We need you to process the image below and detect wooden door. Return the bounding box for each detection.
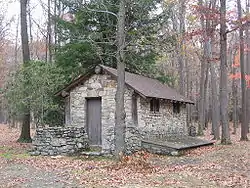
[86,98,102,146]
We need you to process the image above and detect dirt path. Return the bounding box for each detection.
[0,163,79,188]
[0,124,249,187]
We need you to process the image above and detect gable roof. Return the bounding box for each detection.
[55,64,194,104]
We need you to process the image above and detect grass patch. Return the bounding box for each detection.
[0,152,13,159]
[0,152,30,159]
[15,153,30,159]
[0,146,30,159]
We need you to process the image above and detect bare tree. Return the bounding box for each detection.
[245,0,250,133]
[220,0,231,144]
[208,0,220,140]
[209,39,220,140]
[230,34,239,134]
[178,0,186,95]
[237,0,248,140]
[46,0,52,62]
[198,0,208,136]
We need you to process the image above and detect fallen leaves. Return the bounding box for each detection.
[0,124,249,188]
[108,151,155,173]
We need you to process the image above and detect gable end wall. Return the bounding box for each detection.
[68,73,133,153]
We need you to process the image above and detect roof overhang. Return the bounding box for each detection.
[55,64,195,105]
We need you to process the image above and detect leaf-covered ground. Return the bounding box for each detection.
[0,124,249,188]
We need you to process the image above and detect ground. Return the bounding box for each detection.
[0,124,249,188]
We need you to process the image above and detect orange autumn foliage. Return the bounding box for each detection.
[230,48,250,88]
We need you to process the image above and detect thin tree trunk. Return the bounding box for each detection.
[186,63,191,129]
[14,16,19,68]
[12,16,20,129]
[178,0,186,95]
[28,0,33,58]
[220,0,231,144]
[237,0,248,140]
[245,0,250,133]
[19,0,31,143]
[197,0,206,136]
[196,74,199,121]
[54,0,57,47]
[114,0,126,157]
[47,0,52,62]
[204,61,209,129]
[209,38,220,139]
[232,50,238,134]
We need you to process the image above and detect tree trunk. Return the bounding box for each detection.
[28,0,33,58]
[14,16,19,69]
[209,39,220,140]
[220,0,231,144]
[19,0,31,143]
[232,50,238,134]
[47,0,52,62]
[186,63,191,129]
[114,0,126,157]
[245,0,250,133]
[197,0,206,136]
[204,61,209,129]
[237,0,248,140]
[195,74,199,121]
[178,0,186,95]
[54,0,57,47]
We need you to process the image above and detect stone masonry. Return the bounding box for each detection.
[66,72,188,154]
[68,73,133,153]
[30,127,89,156]
[138,97,187,138]
[125,96,188,154]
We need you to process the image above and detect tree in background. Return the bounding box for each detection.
[219,0,231,144]
[237,0,248,141]
[55,0,165,81]
[19,0,32,142]
[4,61,66,128]
[0,3,16,124]
[246,0,250,134]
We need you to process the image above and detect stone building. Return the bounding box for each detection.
[55,65,194,154]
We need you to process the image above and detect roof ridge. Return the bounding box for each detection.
[99,64,157,81]
[56,64,194,104]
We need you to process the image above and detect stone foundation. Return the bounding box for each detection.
[30,127,89,156]
[141,141,181,156]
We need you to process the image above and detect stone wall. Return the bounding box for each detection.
[138,98,187,138]
[69,73,133,153]
[30,127,89,156]
[125,97,188,154]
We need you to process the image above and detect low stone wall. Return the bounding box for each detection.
[125,126,142,154]
[30,127,89,156]
[125,126,188,154]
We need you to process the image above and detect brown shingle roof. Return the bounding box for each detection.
[55,65,194,104]
[100,65,194,104]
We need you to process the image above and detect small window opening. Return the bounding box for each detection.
[173,102,181,114]
[150,98,160,112]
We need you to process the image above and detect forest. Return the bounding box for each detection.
[0,0,249,187]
